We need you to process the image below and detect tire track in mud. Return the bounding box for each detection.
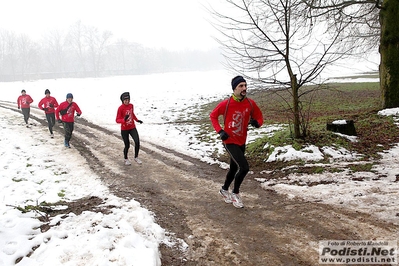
[1,101,398,265]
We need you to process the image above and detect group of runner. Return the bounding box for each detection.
[17,89,143,164]
[17,75,264,208]
[17,90,82,148]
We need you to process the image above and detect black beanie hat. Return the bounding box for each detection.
[45,89,50,94]
[120,92,130,102]
[231,76,246,90]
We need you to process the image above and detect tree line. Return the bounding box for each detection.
[0,21,222,82]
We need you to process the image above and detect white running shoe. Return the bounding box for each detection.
[219,189,232,204]
[134,157,142,164]
[50,134,54,138]
[231,193,244,208]
[124,159,132,165]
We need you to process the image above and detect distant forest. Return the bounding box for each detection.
[0,21,223,82]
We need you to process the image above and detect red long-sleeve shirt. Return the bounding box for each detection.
[210,96,263,146]
[38,96,59,114]
[116,103,139,130]
[17,95,33,109]
[55,101,82,122]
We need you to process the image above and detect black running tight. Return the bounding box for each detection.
[63,122,74,142]
[222,144,249,194]
[121,128,140,159]
[45,113,56,134]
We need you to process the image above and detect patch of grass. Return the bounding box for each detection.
[251,82,399,156]
[201,80,399,175]
[54,171,68,176]
[299,166,325,174]
[12,177,26,182]
[329,168,345,173]
[58,190,66,198]
[16,201,53,213]
[349,163,374,173]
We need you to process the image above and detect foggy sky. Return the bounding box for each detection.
[0,0,219,51]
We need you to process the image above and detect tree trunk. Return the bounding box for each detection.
[292,74,301,138]
[380,0,399,108]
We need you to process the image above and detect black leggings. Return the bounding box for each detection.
[21,108,30,124]
[121,128,140,159]
[45,113,56,134]
[63,122,74,142]
[222,144,249,194]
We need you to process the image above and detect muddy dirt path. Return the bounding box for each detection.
[1,101,398,265]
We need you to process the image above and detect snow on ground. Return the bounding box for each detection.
[3,70,399,265]
[259,108,399,226]
[0,108,166,265]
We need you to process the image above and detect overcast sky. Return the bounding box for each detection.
[0,0,220,51]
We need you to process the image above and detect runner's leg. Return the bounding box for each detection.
[129,128,140,158]
[224,144,249,194]
[121,130,130,159]
[22,108,29,124]
[46,113,52,134]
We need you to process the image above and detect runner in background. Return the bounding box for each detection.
[116,92,143,165]
[55,93,82,148]
[17,89,34,127]
[38,89,59,138]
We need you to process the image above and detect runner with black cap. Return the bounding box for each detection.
[55,93,82,148]
[38,89,59,138]
[116,92,143,165]
[210,75,264,208]
[17,89,34,127]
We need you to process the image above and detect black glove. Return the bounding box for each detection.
[218,130,229,141]
[250,118,260,128]
[76,113,81,117]
[43,108,48,111]
[49,103,54,107]
[137,120,143,124]
[18,106,20,109]
[57,119,62,123]
[124,115,129,121]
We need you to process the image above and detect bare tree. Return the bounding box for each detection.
[67,21,88,75]
[0,30,19,80]
[42,29,68,77]
[17,34,40,80]
[109,39,130,74]
[85,25,113,77]
[210,0,368,138]
[304,0,399,109]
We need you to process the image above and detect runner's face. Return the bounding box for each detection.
[67,98,73,103]
[123,99,130,105]
[233,82,247,98]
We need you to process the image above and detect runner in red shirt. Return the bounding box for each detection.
[210,76,263,208]
[38,89,59,138]
[55,93,82,148]
[116,92,143,165]
[17,89,34,127]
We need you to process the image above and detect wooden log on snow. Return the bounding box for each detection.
[326,120,357,136]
